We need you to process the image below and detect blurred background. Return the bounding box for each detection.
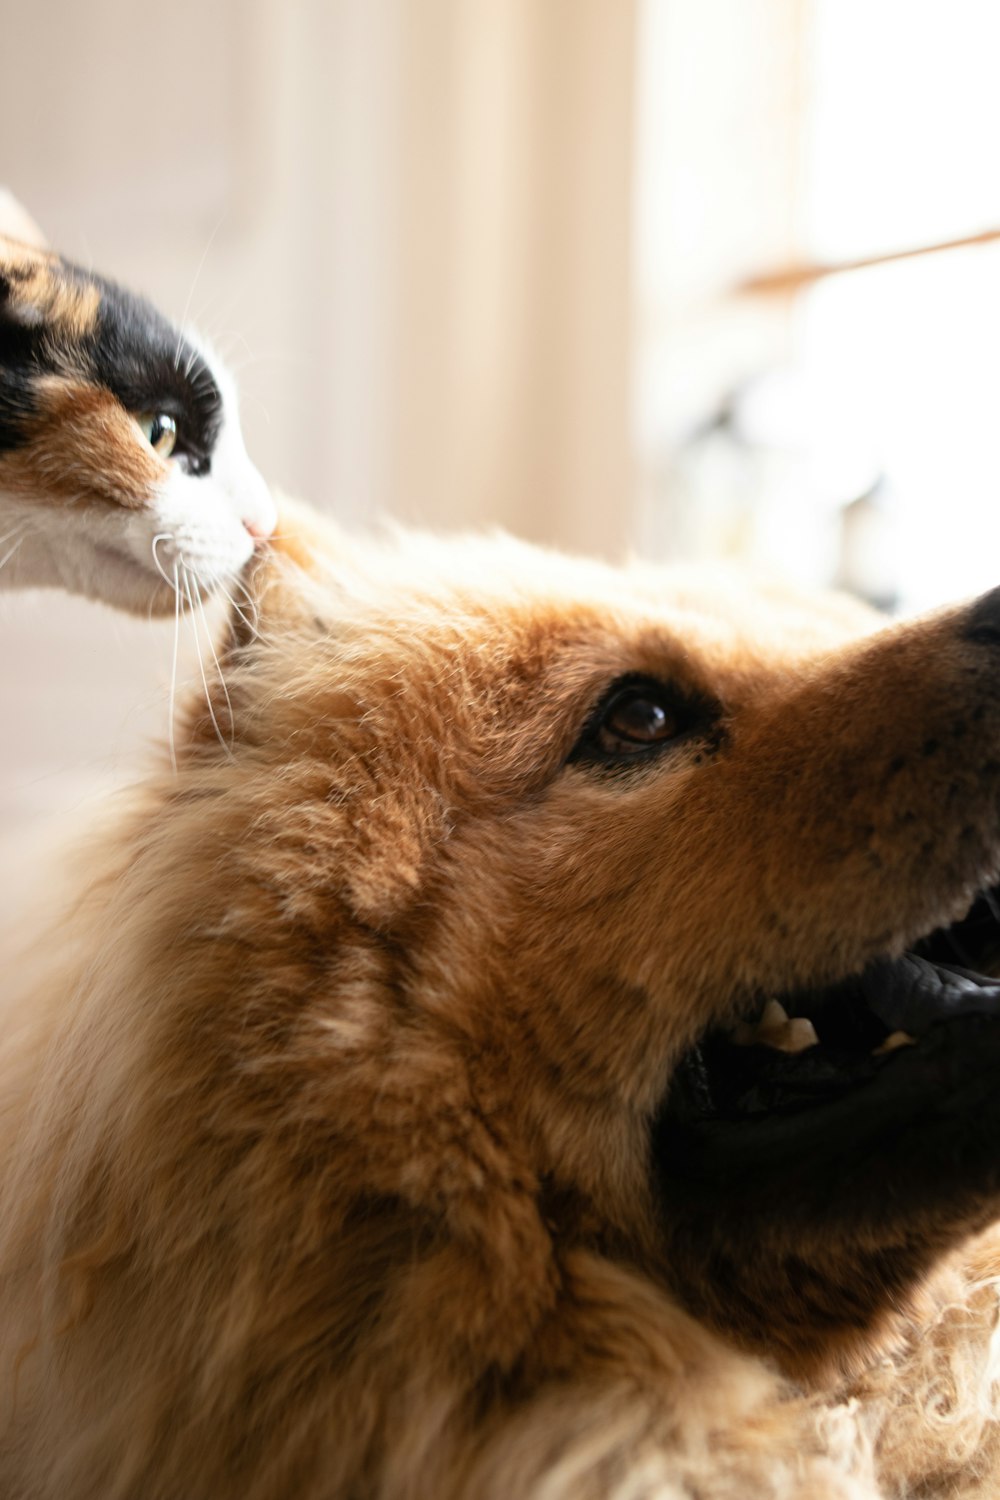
[3,0,1000,879]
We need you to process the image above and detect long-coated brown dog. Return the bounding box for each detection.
[4,499,1000,1498]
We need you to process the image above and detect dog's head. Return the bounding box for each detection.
[91,502,1000,1385]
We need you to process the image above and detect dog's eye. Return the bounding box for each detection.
[600,688,678,753]
[570,677,696,764]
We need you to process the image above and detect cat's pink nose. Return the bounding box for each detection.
[244,519,270,547]
[241,471,278,545]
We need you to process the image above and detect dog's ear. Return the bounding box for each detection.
[0,188,48,250]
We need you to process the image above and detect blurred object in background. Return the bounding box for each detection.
[835,481,901,616]
[654,367,891,607]
[635,0,1000,616]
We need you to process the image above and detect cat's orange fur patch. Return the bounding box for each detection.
[0,377,162,507]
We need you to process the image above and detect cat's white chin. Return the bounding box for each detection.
[89,541,220,616]
[0,401,274,615]
[103,511,258,618]
[93,542,178,607]
[6,533,221,617]
[0,494,261,617]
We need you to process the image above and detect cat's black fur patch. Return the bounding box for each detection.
[0,319,45,453]
[86,272,223,475]
[0,255,223,469]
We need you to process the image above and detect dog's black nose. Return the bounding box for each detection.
[964,586,1000,647]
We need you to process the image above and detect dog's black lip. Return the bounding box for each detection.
[846,952,1000,1035]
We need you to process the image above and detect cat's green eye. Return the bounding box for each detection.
[135,412,177,460]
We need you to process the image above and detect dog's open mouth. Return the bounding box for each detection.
[654,881,1000,1242]
[663,886,1000,1133]
[652,884,1000,1362]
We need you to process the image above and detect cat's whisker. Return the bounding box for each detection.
[194,578,236,752]
[228,567,263,623]
[183,329,225,385]
[151,534,182,597]
[174,213,226,369]
[168,561,181,777]
[216,331,255,365]
[0,520,31,551]
[182,566,233,759]
[0,534,26,578]
[186,361,218,391]
[239,390,272,427]
[215,577,261,642]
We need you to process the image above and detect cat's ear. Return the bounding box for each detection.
[0,188,48,250]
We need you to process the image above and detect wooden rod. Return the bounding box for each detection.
[738,227,1000,296]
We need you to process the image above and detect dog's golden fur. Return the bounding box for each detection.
[4,500,1000,1498]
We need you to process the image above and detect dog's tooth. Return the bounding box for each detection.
[776,1017,820,1053]
[760,999,789,1030]
[755,1016,820,1053]
[734,1007,819,1053]
[873,1030,917,1056]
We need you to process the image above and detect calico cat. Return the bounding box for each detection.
[0,189,275,613]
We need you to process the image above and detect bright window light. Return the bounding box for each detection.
[800,0,1000,611]
[633,0,1000,615]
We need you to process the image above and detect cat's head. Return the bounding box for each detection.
[0,190,275,614]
